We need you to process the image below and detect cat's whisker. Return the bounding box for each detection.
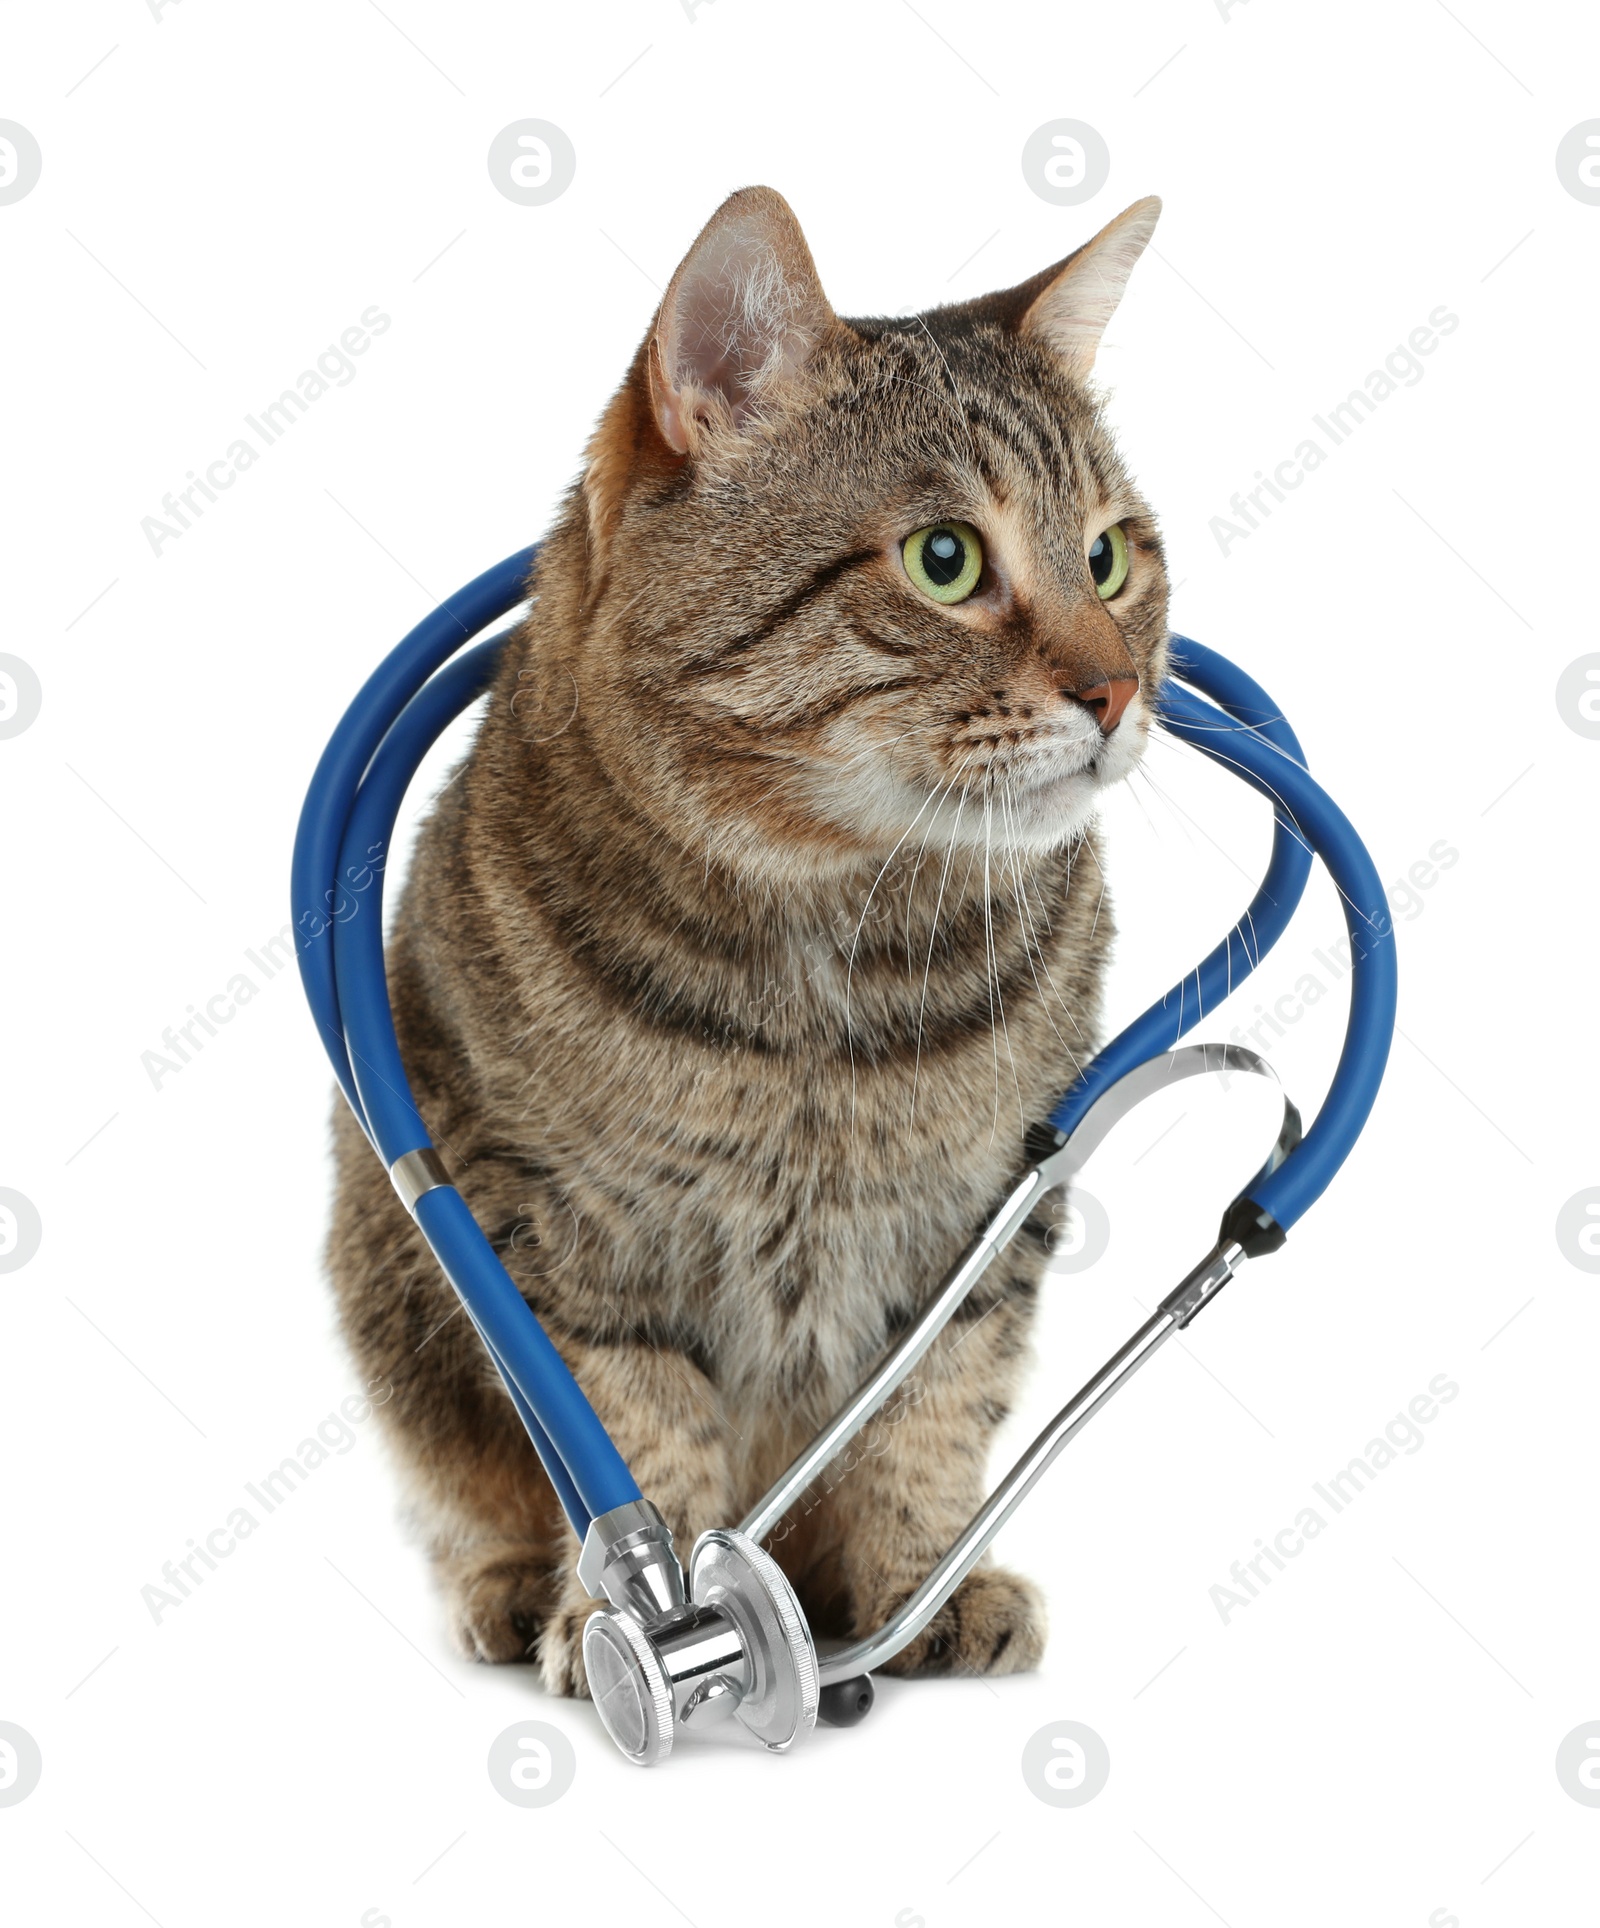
[994,810,1033,1132]
[1149,727,1320,870]
[909,768,976,1130]
[979,791,1028,1151]
[980,794,1001,1140]
[902,763,972,972]
[843,764,965,1123]
[1129,765,1201,854]
[1121,763,1165,844]
[1080,828,1109,947]
[1124,760,1244,1014]
[998,784,1086,1066]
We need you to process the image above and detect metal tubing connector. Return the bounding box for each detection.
[576,1500,687,1623]
[1156,1240,1244,1329]
[389,1145,452,1216]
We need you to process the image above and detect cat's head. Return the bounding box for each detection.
[569,186,1167,882]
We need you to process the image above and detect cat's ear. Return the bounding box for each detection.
[1002,196,1162,381]
[646,185,836,456]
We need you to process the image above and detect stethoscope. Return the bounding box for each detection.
[292,546,1397,1765]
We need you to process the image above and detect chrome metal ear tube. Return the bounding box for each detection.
[740,1042,1294,1551]
[741,1043,1298,1689]
[578,1044,1298,1759]
[737,1165,1056,1547]
[817,1237,1243,1684]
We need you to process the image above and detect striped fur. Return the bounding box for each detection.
[327,187,1168,1691]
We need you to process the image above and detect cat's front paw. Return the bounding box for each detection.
[870,1565,1047,1679]
[439,1549,599,1695]
[440,1553,556,1665]
[537,1600,597,1699]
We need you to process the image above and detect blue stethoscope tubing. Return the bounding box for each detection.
[292,545,1397,1541]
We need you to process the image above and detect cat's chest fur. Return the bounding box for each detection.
[510,920,1088,1414]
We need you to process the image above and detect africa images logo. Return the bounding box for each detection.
[1210,307,1459,556]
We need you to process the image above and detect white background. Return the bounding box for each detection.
[3,1,1597,1923]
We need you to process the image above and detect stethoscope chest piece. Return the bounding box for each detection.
[582,1519,818,1766]
[582,1602,675,1766]
[691,1530,819,1751]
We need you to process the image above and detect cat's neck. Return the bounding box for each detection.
[475,677,1092,1058]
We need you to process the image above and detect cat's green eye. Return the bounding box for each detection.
[903,522,983,605]
[1088,523,1130,600]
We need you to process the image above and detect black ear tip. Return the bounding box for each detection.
[817,1673,876,1727]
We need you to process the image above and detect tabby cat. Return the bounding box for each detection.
[328,185,1169,1694]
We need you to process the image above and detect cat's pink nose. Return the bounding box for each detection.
[1075,677,1138,735]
